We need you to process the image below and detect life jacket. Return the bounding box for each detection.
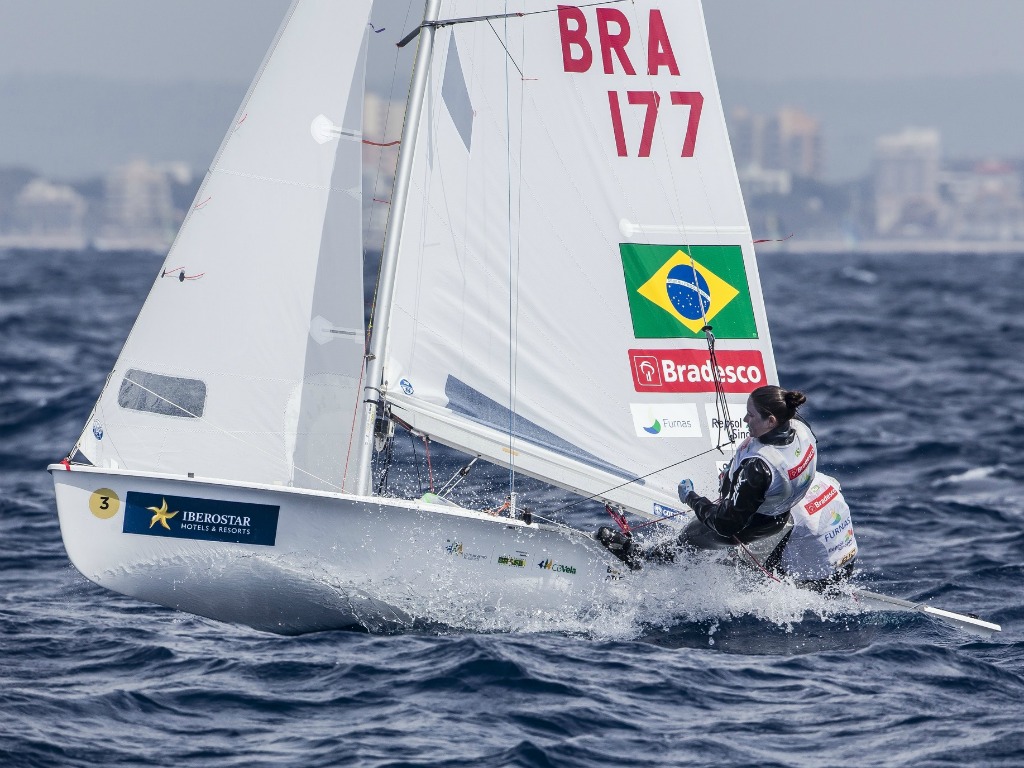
[728,419,817,518]
[781,472,858,578]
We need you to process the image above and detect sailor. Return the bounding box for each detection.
[597,385,857,589]
[681,385,817,546]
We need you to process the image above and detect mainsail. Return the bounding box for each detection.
[73,0,373,492]
[381,1,778,516]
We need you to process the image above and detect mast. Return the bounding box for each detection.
[352,0,442,495]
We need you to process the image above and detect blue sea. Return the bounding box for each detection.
[1,249,1022,767]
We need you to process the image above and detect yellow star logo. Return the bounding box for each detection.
[147,499,179,530]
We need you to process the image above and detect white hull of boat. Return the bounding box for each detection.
[50,465,624,635]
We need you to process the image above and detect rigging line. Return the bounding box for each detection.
[397,0,628,46]
[500,4,519,502]
[340,341,369,493]
[732,536,782,583]
[547,443,732,516]
[118,375,345,492]
[486,19,524,79]
[374,424,395,495]
[409,429,424,495]
[437,456,478,496]
[513,11,528,501]
[707,326,738,444]
[87,399,129,472]
[423,435,435,491]
[686,243,737,446]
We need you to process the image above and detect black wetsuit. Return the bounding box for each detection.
[683,421,800,542]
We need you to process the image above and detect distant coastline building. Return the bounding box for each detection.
[13,179,86,235]
[942,160,1024,241]
[102,159,175,249]
[774,107,823,180]
[730,106,823,183]
[873,128,943,237]
[7,179,88,248]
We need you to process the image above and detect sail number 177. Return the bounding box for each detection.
[607,90,703,158]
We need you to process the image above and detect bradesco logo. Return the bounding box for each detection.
[804,483,838,515]
[629,349,766,393]
[788,445,815,480]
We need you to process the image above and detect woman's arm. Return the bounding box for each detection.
[684,458,772,537]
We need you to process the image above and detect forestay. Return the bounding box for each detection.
[382,0,778,516]
[73,0,372,491]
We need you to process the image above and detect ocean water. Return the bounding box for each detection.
[1,249,1022,767]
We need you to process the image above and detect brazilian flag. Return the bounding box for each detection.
[619,243,758,339]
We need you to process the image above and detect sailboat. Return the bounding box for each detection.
[50,0,998,636]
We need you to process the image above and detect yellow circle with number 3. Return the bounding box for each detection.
[89,488,120,519]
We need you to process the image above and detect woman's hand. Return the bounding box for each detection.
[677,479,695,503]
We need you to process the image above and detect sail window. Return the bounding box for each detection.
[117,369,207,418]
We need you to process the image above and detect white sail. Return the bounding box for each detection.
[74,0,373,491]
[382,0,778,516]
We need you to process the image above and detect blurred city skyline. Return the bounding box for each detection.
[2,1,1023,180]
[7,96,1023,252]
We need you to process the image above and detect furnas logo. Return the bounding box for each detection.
[538,559,577,575]
[629,403,702,438]
[825,521,853,545]
[827,528,856,555]
[123,492,279,546]
[629,349,767,393]
[620,244,757,339]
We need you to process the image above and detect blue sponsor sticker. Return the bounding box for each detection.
[653,502,684,519]
[123,492,279,546]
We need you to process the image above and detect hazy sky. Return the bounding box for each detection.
[2,1,1023,179]
[3,0,1024,85]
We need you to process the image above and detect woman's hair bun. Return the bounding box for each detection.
[784,390,807,410]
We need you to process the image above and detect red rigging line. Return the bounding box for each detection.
[753,233,794,244]
[605,505,631,534]
[161,267,205,282]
